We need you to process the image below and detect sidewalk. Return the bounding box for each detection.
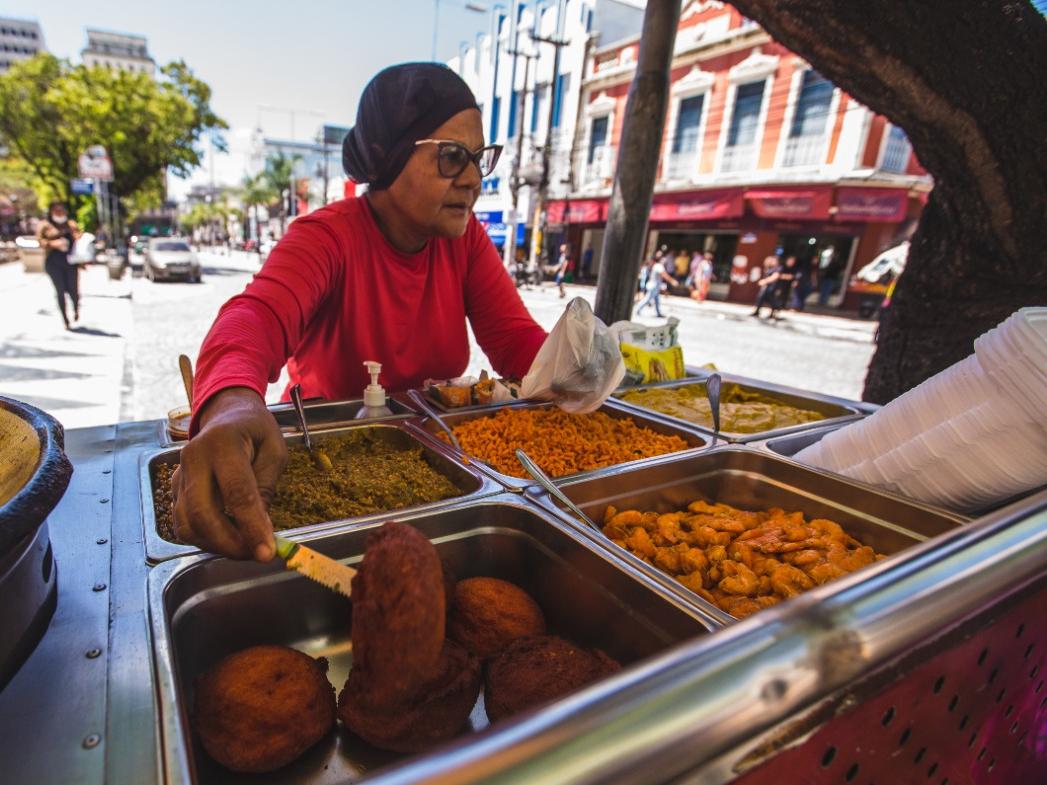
[0,262,132,431]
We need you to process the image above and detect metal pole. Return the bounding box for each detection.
[530,0,568,269]
[593,0,680,324]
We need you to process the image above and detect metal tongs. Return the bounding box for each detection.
[705,372,722,448]
[290,383,333,471]
[407,388,463,451]
[516,448,599,530]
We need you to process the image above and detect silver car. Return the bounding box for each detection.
[144,238,201,283]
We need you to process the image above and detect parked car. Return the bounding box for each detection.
[144,238,201,282]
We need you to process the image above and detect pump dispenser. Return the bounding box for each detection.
[356,361,394,419]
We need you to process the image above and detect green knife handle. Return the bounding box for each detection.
[274,536,299,561]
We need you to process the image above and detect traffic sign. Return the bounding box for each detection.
[71,178,95,195]
[78,145,113,181]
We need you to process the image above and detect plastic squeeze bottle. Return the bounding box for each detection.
[356,360,394,419]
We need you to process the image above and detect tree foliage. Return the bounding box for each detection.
[0,53,226,214]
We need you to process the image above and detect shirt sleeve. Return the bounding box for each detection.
[190,216,342,433]
[462,220,547,379]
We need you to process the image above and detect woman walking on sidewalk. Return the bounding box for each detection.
[37,201,81,330]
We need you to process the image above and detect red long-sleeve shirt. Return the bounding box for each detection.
[192,197,546,430]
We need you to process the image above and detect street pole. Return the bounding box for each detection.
[593,0,680,325]
[530,0,569,270]
[503,42,536,271]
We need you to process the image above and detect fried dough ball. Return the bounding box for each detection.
[193,645,336,773]
[448,577,546,659]
[350,521,445,708]
[484,635,620,723]
[338,640,481,753]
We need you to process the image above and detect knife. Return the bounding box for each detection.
[274,536,356,597]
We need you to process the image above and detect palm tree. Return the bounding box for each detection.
[240,173,276,246]
[261,153,300,233]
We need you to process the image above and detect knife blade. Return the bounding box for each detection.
[274,537,356,597]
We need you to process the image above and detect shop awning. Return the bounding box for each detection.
[835,187,910,223]
[746,188,832,220]
[546,199,607,224]
[649,188,744,221]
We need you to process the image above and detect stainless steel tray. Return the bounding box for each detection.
[407,399,707,490]
[141,421,498,563]
[148,498,717,785]
[526,447,966,622]
[157,397,418,448]
[759,422,848,457]
[612,372,864,443]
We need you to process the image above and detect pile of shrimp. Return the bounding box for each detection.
[602,500,885,619]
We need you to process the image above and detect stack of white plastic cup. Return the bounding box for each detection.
[794,308,1047,513]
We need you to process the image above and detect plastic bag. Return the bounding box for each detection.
[70,232,97,265]
[520,297,625,413]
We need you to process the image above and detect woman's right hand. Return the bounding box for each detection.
[171,387,287,561]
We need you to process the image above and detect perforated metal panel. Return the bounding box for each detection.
[730,585,1047,785]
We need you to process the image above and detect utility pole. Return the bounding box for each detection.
[530,0,569,269]
[593,0,680,324]
[503,40,537,270]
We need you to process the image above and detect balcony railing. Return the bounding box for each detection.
[781,135,825,168]
[880,132,912,173]
[581,145,616,187]
[665,150,700,181]
[720,143,757,173]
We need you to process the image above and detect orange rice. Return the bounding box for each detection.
[444,407,691,478]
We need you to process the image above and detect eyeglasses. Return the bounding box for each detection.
[414,139,503,179]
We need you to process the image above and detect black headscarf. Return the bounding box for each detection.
[342,63,480,190]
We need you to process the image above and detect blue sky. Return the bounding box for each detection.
[1,0,496,196]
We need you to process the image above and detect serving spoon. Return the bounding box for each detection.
[516,448,599,530]
[290,383,333,471]
[705,372,722,448]
[407,388,463,452]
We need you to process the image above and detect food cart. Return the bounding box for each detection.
[0,371,1043,785]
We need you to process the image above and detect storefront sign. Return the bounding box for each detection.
[835,187,909,222]
[546,200,606,224]
[474,211,503,224]
[740,232,757,244]
[746,188,832,220]
[649,188,744,221]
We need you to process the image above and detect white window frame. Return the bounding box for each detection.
[661,65,714,183]
[713,49,779,175]
[580,91,617,188]
[876,122,913,173]
[773,65,841,170]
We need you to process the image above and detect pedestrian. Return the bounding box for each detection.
[636,255,676,318]
[673,248,690,279]
[690,251,713,302]
[37,201,81,330]
[817,247,845,306]
[554,243,571,298]
[581,246,594,281]
[790,257,815,311]
[751,255,781,318]
[774,255,799,317]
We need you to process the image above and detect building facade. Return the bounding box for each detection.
[81,29,155,75]
[0,17,45,74]
[450,0,645,263]
[549,0,930,310]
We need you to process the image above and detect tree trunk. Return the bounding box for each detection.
[728,0,1047,403]
[593,0,681,325]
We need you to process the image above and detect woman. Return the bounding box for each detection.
[174,63,557,561]
[37,201,81,329]
[636,254,676,318]
[554,243,570,298]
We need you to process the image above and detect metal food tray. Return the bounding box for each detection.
[407,399,707,490]
[526,447,966,622]
[758,422,849,458]
[148,498,717,785]
[141,421,498,563]
[612,372,864,443]
[156,397,417,447]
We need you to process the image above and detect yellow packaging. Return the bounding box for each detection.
[620,342,686,384]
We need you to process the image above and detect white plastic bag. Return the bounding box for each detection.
[520,297,626,413]
[70,232,97,265]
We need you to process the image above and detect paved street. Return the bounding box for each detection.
[0,251,876,431]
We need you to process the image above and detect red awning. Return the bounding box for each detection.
[649,188,744,221]
[746,188,832,220]
[835,187,909,223]
[546,199,607,224]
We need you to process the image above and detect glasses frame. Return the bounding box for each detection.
[414,138,503,179]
